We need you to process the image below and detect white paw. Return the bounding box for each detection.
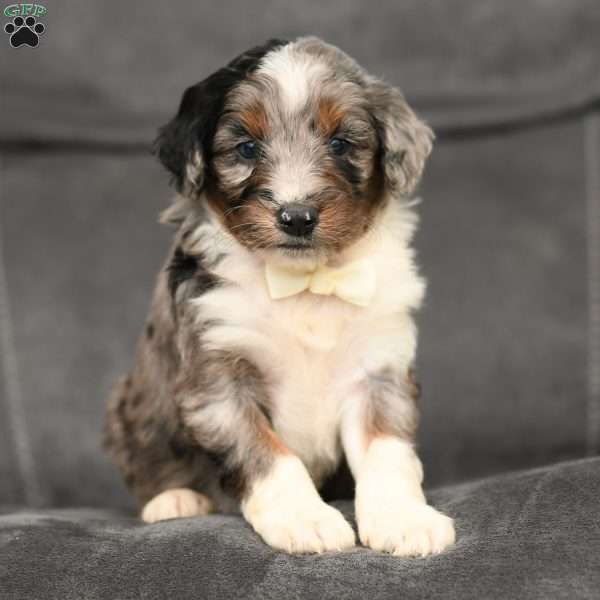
[141,488,214,523]
[358,500,455,556]
[249,500,356,554]
[242,455,355,553]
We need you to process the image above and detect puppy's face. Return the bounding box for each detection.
[157,38,432,262]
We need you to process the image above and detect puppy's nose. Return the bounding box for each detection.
[276,204,318,238]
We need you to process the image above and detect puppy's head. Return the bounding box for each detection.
[156,37,432,262]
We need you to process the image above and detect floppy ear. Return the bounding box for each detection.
[154,38,289,194]
[154,84,208,193]
[369,81,434,197]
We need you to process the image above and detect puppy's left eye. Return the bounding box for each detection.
[237,141,259,160]
[329,137,350,156]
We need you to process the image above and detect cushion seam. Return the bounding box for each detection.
[0,172,44,506]
[585,111,600,455]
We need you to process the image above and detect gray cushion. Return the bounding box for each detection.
[2,0,600,145]
[1,0,598,510]
[1,457,599,600]
[0,116,592,507]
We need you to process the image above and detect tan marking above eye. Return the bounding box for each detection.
[239,101,270,140]
[318,97,346,137]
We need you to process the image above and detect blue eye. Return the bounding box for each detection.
[237,140,258,160]
[329,137,350,156]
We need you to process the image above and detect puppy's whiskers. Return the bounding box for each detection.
[229,222,258,232]
[224,204,247,217]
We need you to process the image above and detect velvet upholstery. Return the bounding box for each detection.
[2,458,600,599]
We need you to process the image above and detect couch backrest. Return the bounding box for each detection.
[1,0,599,508]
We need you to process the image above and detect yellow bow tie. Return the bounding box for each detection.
[265,258,376,307]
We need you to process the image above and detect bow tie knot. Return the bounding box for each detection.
[265,258,376,307]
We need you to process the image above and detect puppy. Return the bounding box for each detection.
[105,36,455,556]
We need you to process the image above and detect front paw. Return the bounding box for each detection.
[248,501,356,554]
[242,455,356,553]
[358,500,455,557]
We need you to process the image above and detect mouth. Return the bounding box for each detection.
[270,237,323,268]
[276,240,315,252]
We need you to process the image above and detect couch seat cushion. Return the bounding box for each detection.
[1,457,599,600]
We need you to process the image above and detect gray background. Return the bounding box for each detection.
[1,0,599,511]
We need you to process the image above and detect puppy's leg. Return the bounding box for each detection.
[141,488,214,523]
[342,367,455,556]
[179,354,355,554]
[241,453,355,553]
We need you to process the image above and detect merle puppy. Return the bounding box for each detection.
[105,36,455,555]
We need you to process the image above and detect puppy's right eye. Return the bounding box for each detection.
[237,141,259,160]
[329,137,351,156]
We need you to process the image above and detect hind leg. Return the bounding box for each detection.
[141,488,214,523]
[105,375,227,522]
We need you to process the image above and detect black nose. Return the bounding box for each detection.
[276,204,318,238]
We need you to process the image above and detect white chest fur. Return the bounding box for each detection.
[189,202,425,483]
[257,294,358,482]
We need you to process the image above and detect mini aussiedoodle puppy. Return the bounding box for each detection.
[105,36,455,556]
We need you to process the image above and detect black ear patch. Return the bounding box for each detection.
[155,38,289,192]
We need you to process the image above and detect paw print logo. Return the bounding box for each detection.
[4,15,45,47]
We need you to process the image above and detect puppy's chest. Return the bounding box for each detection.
[257,293,354,465]
[265,298,353,467]
[203,271,360,477]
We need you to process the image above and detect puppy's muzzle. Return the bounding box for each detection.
[276,204,318,238]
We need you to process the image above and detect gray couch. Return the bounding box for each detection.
[1,1,600,598]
